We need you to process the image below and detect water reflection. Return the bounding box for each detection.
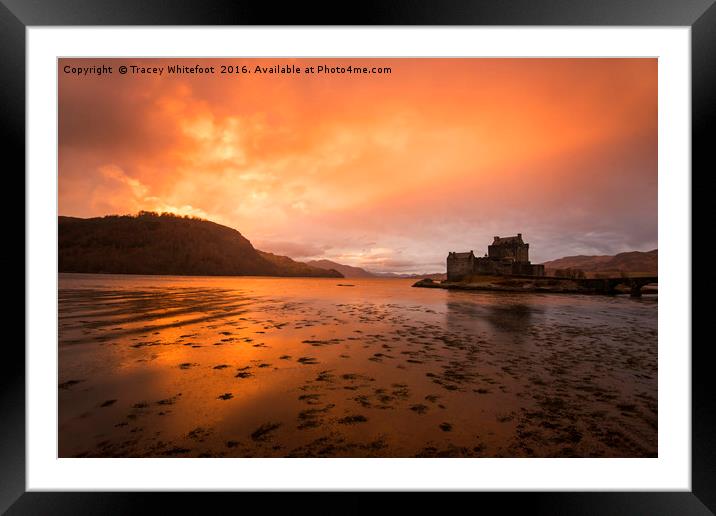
[484,303,536,333]
[445,292,539,335]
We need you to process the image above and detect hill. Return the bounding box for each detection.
[543,249,657,275]
[306,259,446,280]
[259,252,342,278]
[306,259,376,278]
[58,212,343,278]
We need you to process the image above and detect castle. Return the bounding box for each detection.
[447,234,545,281]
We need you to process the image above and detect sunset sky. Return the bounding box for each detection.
[59,58,657,273]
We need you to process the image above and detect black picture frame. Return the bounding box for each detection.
[5,0,709,513]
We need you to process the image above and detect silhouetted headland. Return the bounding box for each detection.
[58,212,343,278]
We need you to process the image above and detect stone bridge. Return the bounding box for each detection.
[575,276,658,297]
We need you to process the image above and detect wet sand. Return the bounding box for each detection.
[59,273,657,458]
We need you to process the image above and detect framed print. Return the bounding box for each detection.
[5,0,710,513]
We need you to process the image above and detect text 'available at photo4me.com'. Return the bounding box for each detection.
[62,62,394,78]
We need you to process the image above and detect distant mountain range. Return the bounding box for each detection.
[374,272,447,280]
[58,213,343,278]
[305,259,376,278]
[306,259,446,280]
[542,249,657,274]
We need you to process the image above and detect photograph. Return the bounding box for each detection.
[57,57,658,459]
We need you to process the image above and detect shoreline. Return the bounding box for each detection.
[57,271,439,282]
[413,277,658,296]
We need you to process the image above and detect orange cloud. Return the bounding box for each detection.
[59,58,657,271]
